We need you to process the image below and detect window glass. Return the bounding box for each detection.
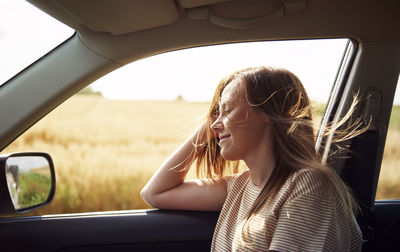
[376,75,400,200]
[0,0,74,85]
[3,39,348,215]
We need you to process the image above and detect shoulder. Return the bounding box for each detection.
[285,168,334,198]
[227,170,251,192]
[277,169,345,221]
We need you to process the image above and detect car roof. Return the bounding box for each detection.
[28,0,399,64]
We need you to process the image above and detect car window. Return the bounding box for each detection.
[376,74,400,200]
[0,0,74,85]
[2,39,349,216]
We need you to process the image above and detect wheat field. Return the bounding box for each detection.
[2,95,399,216]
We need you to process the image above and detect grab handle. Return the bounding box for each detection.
[208,3,285,29]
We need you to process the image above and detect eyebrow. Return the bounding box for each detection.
[218,99,228,107]
[218,100,234,113]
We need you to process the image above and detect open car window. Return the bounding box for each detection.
[376,74,400,200]
[3,38,353,216]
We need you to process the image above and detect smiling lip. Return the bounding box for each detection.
[218,134,231,143]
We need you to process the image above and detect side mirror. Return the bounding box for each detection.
[0,152,56,215]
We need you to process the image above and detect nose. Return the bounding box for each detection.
[211,116,223,133]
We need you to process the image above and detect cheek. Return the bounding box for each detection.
[225,125,251,149]
[229,119,266,145]
[226,108,248,124]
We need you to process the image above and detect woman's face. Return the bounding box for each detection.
[211,80,271,161]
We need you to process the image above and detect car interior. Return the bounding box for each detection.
[0,0,399,251]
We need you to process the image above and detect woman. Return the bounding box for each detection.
[141,66,363,251]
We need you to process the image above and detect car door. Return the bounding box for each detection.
[1,0,399,251]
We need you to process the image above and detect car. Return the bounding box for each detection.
[0,0,399,251]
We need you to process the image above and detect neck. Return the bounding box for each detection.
[243,122,276,187]
[243,135,276,187]
[245,154,276,187]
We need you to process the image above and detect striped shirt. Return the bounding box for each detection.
[211,169,363,251]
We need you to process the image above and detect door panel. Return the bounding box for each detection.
[370,201,400,251]
[0,210,218,252]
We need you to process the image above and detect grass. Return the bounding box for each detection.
[18,172,52,208]
[388,105,400,130]
[1,96,398,216]
[3,96,210,215]
[376,106,400,199]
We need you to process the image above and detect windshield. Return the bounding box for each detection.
[0,0,74,85]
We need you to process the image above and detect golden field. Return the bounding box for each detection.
[2,95,399,216]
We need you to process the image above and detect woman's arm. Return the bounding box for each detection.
[140,123,229,211]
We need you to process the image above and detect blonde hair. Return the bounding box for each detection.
[196,66,367,220]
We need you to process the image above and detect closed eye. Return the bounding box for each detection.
[219,104,232,116]
[224,107,232,113]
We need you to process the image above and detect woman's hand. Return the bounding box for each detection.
[140,122,228,211]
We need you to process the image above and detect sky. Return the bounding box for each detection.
[90,39,348,103]
[1,0,399,104]
[6,156,50,173]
